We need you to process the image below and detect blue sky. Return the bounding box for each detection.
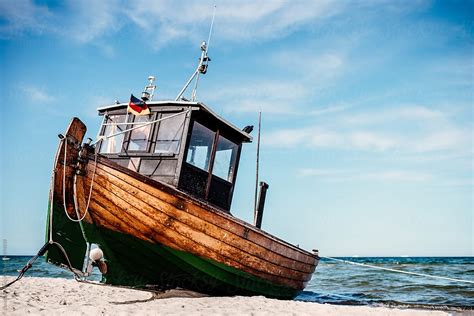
[0,0,472,256]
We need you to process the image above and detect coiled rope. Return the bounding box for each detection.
[322,256,474,284]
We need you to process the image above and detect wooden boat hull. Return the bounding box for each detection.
[45,118,318,299]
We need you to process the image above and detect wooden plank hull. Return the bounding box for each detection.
[45,118,319,299]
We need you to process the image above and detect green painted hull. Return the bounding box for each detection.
[45,201,87,271]
[46,200,299,299]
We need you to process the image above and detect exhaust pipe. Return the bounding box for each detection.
[254,181,269,229]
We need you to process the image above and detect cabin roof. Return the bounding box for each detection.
[97,100,252,143]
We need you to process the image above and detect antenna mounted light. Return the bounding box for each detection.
[141,75,157,101]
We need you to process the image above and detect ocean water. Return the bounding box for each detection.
[299,257,474,310]
[1,256,473,309]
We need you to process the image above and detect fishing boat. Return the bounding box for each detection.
[44,39,319,299]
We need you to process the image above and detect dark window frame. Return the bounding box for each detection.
[183,119,242,184]
[123,112,158,153]
[212,133,240,183]
[181,118,243,209]
[98,114,130,154]
[185,120,217,172]
[150,111,187,156]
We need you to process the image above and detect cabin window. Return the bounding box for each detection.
[186,121,215,171]
[128,115,152,151]
[99,115,126,154]
[155,113,185,154]
[212,135,238,182]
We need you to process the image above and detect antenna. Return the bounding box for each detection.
[176,5,216,102]
[191,5,216,101]
[206,4,217,54]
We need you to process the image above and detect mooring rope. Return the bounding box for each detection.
[62,138,86,222]
[0,241,83,291]
[321,256,474,284]
[72,142,100,224]
[61,136,101,223]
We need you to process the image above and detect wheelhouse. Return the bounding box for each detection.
[96,101,252,212]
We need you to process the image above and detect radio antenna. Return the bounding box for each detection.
[176,5,217,102]
[206,4,216,53]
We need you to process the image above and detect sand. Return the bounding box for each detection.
[1,276,450,315]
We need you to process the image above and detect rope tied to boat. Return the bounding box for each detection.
[61,136,100,223]
[0,243,48,291]
[0,137,88,291]
[321,256,474,284]
[0,241,82,291]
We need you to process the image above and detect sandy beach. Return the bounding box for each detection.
[0,276,452,315]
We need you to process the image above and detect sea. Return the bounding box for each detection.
[1,256,473,310]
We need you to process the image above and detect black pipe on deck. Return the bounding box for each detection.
[255,181,269,229]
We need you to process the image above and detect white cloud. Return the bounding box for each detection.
[265,127,399,151]
[0,0,342,46]
[126,0,345,48]
[64,1,123,44]
[200,48,347,114]
[269,51,345,81]
[202,80,309,114]
[344,105,444,125]
[264,106,471,154]
[264,128,313,147]
[0,0,430,48]
[413,129,471,153]
[0,0,51,37]
[22,86,56,103]
[364,170,433,182]
[298,168,434,183]
[348,132,398,151]
[310,104,349,116]
[310,130,344,147]
[0,0,121,43]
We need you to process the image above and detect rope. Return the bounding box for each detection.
[62,136,100,223]
[72,142,100,223]
[49,241,82,280]
[1,134,104,290]
[0,243,49,290]
[62,138,87,222]
[0,241,81,291]
[47,138,61,243]
[321,256,474,284]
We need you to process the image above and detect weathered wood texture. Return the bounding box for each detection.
[57,118,318,291]
[53,118,93,222]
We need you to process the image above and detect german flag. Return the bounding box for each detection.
[128,94,150,116]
